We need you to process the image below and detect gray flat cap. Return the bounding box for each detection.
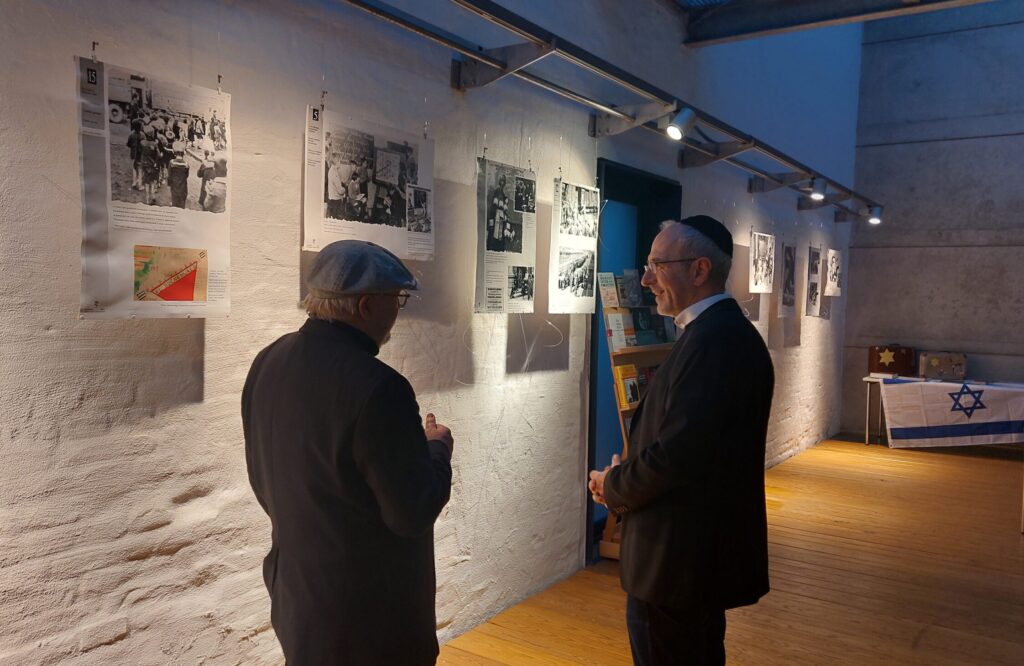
[307,240,419,298]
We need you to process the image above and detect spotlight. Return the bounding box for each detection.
[810,177,826,201]
[662,107,696,141]
[868,205,883,225]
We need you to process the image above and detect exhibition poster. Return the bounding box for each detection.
[474,158,537,313]
[302,106,434,261]
[76,57,232,318]
[824,248,842,296]
[779,243,796,318]
[749,231,775,294]
[805,245,822,317]
[549,179,599,314]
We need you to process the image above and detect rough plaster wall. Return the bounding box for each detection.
[840,1,1024,432]
[1,0,861,662]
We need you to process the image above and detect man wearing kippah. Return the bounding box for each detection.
[589,216,775,665]
[242,240,454,665]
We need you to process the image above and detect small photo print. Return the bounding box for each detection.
[623,377,640,405]
[508,266,535,302]
[107,65,229,213]
[406,186,431,233]
[557,248,595,298]
[514,176,536,214]
[133,245,208,302]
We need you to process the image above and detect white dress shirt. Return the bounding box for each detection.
[673,292,733,333]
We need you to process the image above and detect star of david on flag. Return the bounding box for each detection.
[880,378,1024,448]
[948,383,986,419]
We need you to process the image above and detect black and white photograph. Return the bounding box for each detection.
[406,187,431,233]
[825,248,842,296]
[107,65,230,213]
[304,109,435,261]
[558,182,599,238]
[623,377,640,405]
[806,246,821,317]
[514,176,536,214]
[323,126,412,228]
[557,249,595,298]
[780,244,796,317]
[508,266,535,302]
[485,165,525,253]
[749,231,776,293]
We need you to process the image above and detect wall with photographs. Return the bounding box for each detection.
[840,1,1024,433]
[0,0,861,662]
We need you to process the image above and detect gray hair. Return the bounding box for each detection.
[303,293,361,321]
[661,219,732,287]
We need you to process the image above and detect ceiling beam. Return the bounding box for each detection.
[683,0,994,47]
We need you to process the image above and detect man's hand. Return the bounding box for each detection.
[425,413,454,457]
[587,454,620,506]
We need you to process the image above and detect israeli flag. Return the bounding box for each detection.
[881,379,1024,448]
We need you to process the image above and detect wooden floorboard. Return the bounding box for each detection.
[440,440,1024,665]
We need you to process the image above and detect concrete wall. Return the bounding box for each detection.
[841,0,1024,433]
[1,0,861,662]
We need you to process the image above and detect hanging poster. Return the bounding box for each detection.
[805,245,822,317]
[779,244,796,318]
[549,179,600,313]
[749,231,775,294]
[474,158,537,313]
[76,57,231,318]
[302,106,434,260]
[824,248,842,296]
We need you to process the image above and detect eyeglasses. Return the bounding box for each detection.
[643,257,700,275]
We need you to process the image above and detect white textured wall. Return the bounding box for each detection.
[1,0,861,662]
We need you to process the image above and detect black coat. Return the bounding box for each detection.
[242,318,452,665]
[603,298,774,610]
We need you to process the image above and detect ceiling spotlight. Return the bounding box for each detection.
[810,177,826,201]
[868,205,883,225]
[661,107,697,141]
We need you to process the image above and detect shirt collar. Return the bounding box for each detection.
[300,317,380,356]
[673,292,732,331]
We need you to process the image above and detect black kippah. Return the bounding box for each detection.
[679,215,733,258]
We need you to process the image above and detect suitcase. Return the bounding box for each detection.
[868,345,916,376]
[919,351,966,380]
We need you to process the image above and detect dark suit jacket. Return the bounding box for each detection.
[242,318,452,665]
[603,298,774,611]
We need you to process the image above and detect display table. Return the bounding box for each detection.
[861,375,923,445]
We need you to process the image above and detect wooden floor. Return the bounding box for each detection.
[439,440,1024,665]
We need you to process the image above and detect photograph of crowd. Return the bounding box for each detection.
[749,232,775,293]
[323,124,422,228]
[508,266,535,301]
[107,66,229,213]
[406,187,431,234]
[485,165,526,253]
[558,182,599,238]
[557,249,595,298]
[514,176,536,214]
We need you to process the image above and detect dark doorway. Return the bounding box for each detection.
[585,159,682,562]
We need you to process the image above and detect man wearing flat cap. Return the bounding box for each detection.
[242,240,454,665]
[589,216,775,665]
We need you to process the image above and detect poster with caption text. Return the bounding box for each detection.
[302,106,434,261]
[76,57,231,318]
[475,158,536,313]
[549,179,599,314]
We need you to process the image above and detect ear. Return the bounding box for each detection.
[693,257,713,286]
[356,295,374,319]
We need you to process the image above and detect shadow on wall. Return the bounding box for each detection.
[60,319,205,437]
[506,312,571,374]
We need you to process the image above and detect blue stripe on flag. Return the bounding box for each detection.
[890,420,1024,440]
[882,378,921,385]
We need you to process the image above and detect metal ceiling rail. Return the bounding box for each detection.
[341,0,882,220]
